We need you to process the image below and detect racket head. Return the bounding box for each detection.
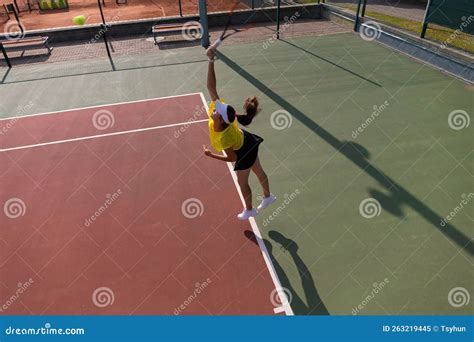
[211,1,255,48]
[218,1,241,41]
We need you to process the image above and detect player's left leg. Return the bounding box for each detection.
[252,157,276,211]
[236,168,257,220]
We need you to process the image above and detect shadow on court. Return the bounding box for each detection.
[1,67,10,83]
[220,51,473,256]
[245,230,330,315]
[280,39,382,88]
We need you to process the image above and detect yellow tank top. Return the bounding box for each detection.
[208,99,244,152]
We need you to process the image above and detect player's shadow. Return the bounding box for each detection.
[219,51,473,256]
[245,230,329,315]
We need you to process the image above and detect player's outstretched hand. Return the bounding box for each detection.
[206,47,216,60]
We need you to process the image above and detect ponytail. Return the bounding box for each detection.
[237,96,259,126]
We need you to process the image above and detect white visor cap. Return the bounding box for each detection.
[214,100,230,124]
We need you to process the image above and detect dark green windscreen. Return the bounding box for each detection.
[425,0,474,34]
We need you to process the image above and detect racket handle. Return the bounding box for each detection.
[210,38,222,49]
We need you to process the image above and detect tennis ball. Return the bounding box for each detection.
[72,15,86,26]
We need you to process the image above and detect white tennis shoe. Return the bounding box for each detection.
[237,208,258,220]
[257,194,277,211]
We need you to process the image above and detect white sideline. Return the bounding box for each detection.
[0,92,204,121]
[0,119,208,152]
[199,92,294,316]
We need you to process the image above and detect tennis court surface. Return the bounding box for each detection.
[0,93,292,315]
[0,14,472,317]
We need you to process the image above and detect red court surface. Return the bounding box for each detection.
[0,93,293,315]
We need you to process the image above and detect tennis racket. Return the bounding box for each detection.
[210,1,253,48]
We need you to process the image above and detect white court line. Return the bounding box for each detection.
[199,92,294,316]
[0,119,208,152]
[0,92,204,121]
[273,306,287,314]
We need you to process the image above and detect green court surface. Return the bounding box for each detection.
[1,32,472,315]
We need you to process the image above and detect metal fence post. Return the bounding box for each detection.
[12,0,20,14]
[354,0,362,31]
[178,0,183,17]
[361,0,367,17]
[97,0,115,70]
[198,0,209,48]
[276,0,281,39]
[420,0,433,38]
[11,5,24,35]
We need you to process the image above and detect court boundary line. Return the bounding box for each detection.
[199,92,294,316]
[0,119,208,152]
[0,92,204,121]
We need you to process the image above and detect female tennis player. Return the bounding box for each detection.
[202,47,276,220]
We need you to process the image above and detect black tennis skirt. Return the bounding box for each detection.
[234,130,264,171]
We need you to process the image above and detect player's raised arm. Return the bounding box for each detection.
[206,48,219,102]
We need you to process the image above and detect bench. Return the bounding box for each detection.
[1,36,53,55]
[152,23,202,45]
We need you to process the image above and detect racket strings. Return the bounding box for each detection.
[215,0,254,46]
